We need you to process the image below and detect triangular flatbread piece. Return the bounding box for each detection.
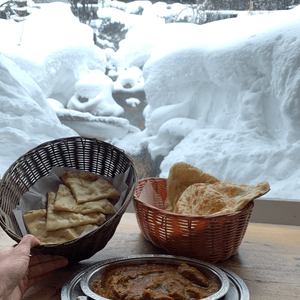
[61,171,120,204]
[45,192,106,231]
[54,184,116,215]
[22,209,98,245]
[22,209,47,237]
[40,224,96,245]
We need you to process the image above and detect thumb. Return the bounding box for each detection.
[15,235,40,255]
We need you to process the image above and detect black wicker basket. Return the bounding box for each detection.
[0,136,138,263]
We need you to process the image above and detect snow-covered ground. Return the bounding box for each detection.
[1,1,300,200]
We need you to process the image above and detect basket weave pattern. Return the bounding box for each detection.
[0,137,138,263]
[133,178,254,263]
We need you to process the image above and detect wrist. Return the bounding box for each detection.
[0,280,10,300]
[0,285,5,300]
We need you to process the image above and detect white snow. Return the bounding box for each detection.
[1,2,300,200]
[126,98,140,107]
[113,66,144,92]
[0,54,77,176]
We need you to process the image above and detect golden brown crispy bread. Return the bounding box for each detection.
[22,209,97,245]
[21,170,119,245]
[165,162,220,212]
[39,224,95,245]
[45,192,106,231]
[22,209,47,237]
[54,184,115,215]
[61,171,120,204]
[174,180,270,216]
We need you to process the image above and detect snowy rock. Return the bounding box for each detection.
[144,99,191,135]
[67,70,124,117]
[74,70,111,98]
[145,118,198,159]
[113,66,144,92]
[54,107,140,140]
[126,98,140,107]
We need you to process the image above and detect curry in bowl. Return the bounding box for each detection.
[92,262,218,300]
[80,255,230,300]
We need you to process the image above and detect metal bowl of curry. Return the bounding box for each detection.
[80,254,230,300]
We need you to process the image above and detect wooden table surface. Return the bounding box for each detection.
[1,213,300,300]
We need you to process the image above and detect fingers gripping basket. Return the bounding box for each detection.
[0,136,138,263]
[133,178,254,263]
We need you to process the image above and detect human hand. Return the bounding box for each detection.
[0,234,68,300]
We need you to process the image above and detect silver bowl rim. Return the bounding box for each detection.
[80,254,230,300]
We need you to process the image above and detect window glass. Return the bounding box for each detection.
[0,0,300,201]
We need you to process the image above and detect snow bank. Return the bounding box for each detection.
[0,55,77,177]
[141,6,300,199]
[0,3,107,105]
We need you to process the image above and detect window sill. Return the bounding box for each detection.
[250,197,300,226]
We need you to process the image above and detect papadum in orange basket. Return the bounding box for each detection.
[133,177,254,263]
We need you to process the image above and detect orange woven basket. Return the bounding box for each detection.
[133,177,254,263]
